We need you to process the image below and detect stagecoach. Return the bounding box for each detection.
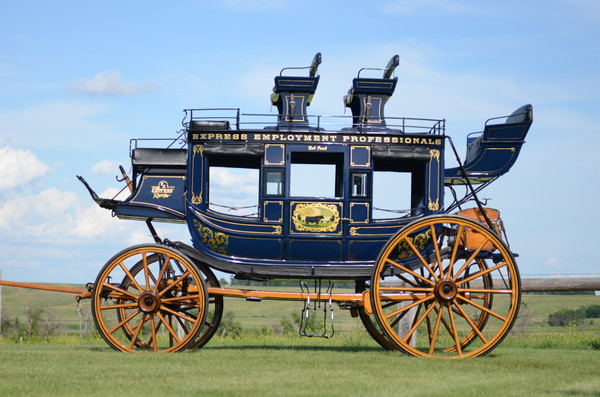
[2,53,533,357]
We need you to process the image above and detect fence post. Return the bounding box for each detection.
[398,301,418,347]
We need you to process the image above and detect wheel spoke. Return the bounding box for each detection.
[457,262,508,286]
[450,239,489,283]
[401,300,437,344]
[385,259,435,286]
[162,294,203,304]
[452,301,488,344]
[429,224,444,279]
[446,303,462,356]
[149,315,158,352]
[459,287,513,294]
[428,302,444,355]
[100,301,138,310]
[158,270,192,297]
[153,255,172,293]
[424,304,434,344]
[118,261,144,293]
[383,293,433,321]
[128,313,148,350]
[109,309,141,335]
[161,305,199,324]
[431,302,457,344]
[142,252,151,291]
[381,300,401,310]
[456,294,507,321]
[388,305,414,329]
[101,282,139,301]
[156,312,182,345]
[175,315,192,334]
[401,237,440,283]
[446,224,463,277]
[143,315,164,347]
[398,274,420,287]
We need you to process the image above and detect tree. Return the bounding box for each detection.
[25,307,44,338]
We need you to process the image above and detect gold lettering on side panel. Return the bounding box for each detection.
[151,181,175,199]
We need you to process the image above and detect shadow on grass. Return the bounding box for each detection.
[199,344,387,353]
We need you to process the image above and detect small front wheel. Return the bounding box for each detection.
[92,245,208,353]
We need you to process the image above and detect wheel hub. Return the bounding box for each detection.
[138,291,161,314]
[434,279,458,302]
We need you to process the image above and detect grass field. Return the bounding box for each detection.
[2,283,599,336]
[1,285,600,395]
[1,335,600,396]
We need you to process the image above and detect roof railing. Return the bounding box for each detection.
[184,108,445,135]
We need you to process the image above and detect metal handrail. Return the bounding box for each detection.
[184,108,446,135]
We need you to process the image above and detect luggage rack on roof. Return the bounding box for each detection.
[183,108,445,135]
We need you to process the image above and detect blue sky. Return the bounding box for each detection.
[1,0,599,283]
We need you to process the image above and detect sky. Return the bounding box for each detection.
[1,0,599,284]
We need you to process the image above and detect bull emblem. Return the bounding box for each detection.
[292,203,340,233]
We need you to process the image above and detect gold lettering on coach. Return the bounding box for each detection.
[151,180,175,199]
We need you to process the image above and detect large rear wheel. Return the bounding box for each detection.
[370,215,520,358]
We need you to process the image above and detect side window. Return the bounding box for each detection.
[289,152,343,198]
[290,163,336,197]
[350,171,370,198]
[372,171,412,219]
[264,169,284,196]
[208,166,259,217]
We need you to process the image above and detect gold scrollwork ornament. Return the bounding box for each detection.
[191,193,202,205]
[428,198,439,211]
[193,220,229,254]
[397,230,432,259]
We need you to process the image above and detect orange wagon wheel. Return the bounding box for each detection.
[115,253,223,350]
[370,215,520,358]
[91,244,208,353]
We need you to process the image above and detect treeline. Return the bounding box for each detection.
[548,304,600,326]
[1,307,62,339]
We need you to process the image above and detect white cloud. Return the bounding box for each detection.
[65,71,157,96]
[0,187,78,238]
[0,184,130,243]
[92,159,121,175]
[0,145,49,192]
[210,167,258,196]
[0,101,116,150]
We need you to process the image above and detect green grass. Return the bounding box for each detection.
[1,334,600,396]
[2,285,600,395]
